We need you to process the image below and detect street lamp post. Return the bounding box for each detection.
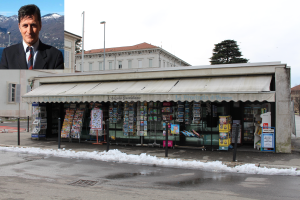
[100,21,106,70]
[81,11,85,73]
[7,32,11,47]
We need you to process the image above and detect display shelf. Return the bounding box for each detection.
[31,104,47,140]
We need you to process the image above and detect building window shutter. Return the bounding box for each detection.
[138,60,142,68]
[149,59,152,67]
[8,83,12,102]
[65,51,70,68]
[89,63,93,71]
[16,84,21,103]
[128,60,132,69]
[109,62,112,70]
[99,62,102,70]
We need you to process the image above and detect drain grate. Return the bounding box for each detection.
[69,179,98,187]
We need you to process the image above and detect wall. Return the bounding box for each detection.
[0,70,52,118]
[275,67,291,153]
[64,33,80,73]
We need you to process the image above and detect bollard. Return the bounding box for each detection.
[58,118,61,149]
[165,121,168,157]
[233,124,239,161]
[106,119,109,152]
[18,118,20,145]
[27,116,29,132]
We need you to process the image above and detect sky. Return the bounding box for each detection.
[65,0,300,86]
[0,0,64,16]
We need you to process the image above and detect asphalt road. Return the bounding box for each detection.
[1,121,30,129]
[0,151,299,200]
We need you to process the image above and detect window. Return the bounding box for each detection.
[11,84,15,102]
[159,60,161,68]
[167,62,169,67]
[149,59,152,67]
[118,61,122,69]
[89,63,93,71]
[128,60,132,69]
[99,62,103,70]
[8,83,20,103]
[163,61,165,68]
[109,61,112,70]
[138,60,142,68]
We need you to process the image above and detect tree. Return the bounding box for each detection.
[210,40,249,65]
[75,39,82,54]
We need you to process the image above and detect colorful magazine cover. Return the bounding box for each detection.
[171,124,180,134]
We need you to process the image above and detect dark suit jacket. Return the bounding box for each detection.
[0,40,64,69]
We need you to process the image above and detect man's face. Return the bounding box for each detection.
[18,14,41,46]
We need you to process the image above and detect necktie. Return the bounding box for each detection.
[26,47,33,70]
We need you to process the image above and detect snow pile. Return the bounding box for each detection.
[1,146,299,176]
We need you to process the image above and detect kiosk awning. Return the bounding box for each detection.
[23,75,275,103]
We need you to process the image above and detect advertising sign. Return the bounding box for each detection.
[91,108,103,130]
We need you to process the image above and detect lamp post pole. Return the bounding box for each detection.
[100,21,106,70]
[7,32,11,46]
[81,11,85,72]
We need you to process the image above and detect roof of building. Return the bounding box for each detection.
[35,61,286,79]
[291,85,300,91]
[82,42,158,54]
[64,30,81,38]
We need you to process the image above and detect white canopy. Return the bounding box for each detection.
[23,76,275,103]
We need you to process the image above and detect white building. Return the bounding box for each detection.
[75,42,190,72]
[64,31,81,73]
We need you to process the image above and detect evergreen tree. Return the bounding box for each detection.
[75,39,82,54]
[210,40,249,65]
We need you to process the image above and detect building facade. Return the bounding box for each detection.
[23,62,292,153]
[75,43,190,72]
[64,31,81,73]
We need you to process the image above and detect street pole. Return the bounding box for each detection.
[106,119,109,152]
[165,121,169,157]
[27,116,29,132]
[233,124,239,162]
[7,32,11,46]
[81,11,85,72]
[18,118,20,145]
[100,21,106,70]
[58,118,61,149]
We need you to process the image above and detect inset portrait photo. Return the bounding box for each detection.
[0,0,64,69]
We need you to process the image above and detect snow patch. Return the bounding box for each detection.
[42,13,62,20]
[0,146,299,176]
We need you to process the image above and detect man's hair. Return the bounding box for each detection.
[18,4,41,24]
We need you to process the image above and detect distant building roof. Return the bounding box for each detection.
[80,42,159,54]
[64,31,81,38]
[292,85,300,91]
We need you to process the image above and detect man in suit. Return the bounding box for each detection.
[0,4,64,69]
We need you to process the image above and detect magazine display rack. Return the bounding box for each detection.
[61,108,75,139]
[31,105,47,140]
[148,101,161,147]
[136,101,148,146]
[70,108,85,142]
